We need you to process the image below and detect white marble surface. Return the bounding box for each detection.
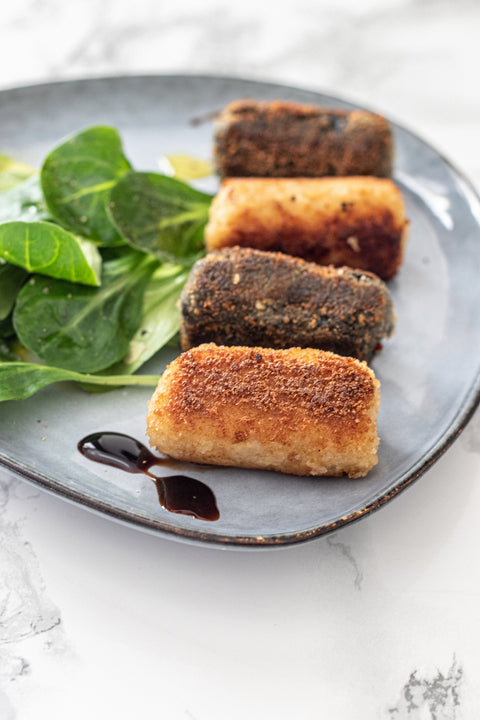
[1,1,480,718]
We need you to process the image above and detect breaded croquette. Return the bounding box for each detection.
[180,247,395,361]
[213,99,393,178]
[204,176,408,280]
[146,344,380,478]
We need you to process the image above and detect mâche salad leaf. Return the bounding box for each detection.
[109,171,212,263]
[40,126,132,246]
[0,124,214,401]
[106,264,190,376]
[13,251,158,373]
[0,362,160,402]
[0,221,102,286]
[0,263,28,320]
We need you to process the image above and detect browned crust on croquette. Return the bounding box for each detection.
[166,347,374,423]
[180,247,395,361]
[146,344,380,477]
[213,99,393,178]
[204,176,409,280]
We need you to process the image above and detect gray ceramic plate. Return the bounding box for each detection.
[1,74,480,548]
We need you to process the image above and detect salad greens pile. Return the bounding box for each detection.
[0,126,213,402]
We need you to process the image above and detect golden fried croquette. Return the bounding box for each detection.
[204,176,408,280]
[146,344,380,478]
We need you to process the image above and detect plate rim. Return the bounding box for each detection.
[1,71,480,549]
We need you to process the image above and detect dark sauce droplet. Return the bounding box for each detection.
[78,432,219,522]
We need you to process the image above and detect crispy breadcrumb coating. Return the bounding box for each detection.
[214,99,393,178]
[204,176,408,280]
[147,344,380,478]
[180,247,395,361]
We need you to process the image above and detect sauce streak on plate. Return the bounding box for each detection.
[78,432,219,522]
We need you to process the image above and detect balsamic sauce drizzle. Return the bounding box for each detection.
[77,432,219,522]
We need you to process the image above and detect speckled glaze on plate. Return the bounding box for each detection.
[1,74,480,548]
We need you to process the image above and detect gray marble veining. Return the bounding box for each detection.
[326,536,364,590]
[0,484,65,708]
[388,657,463,719]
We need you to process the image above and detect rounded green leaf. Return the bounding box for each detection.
[0,220,102,286]
[40,126,132,246]
[0,263,28,319]
[109,171,212,263]
[12,253,157,373]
